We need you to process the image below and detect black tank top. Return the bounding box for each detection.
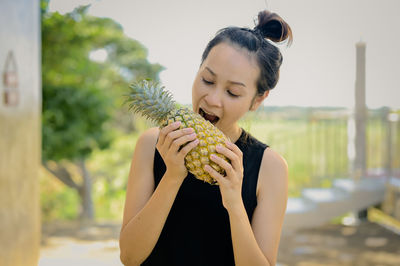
[142,129,268,266]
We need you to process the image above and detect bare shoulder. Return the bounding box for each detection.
[257,147,289,199]
[136,127,159,147]
[127,126,160,184]
[261,147,288,172]
[132,127,160,160]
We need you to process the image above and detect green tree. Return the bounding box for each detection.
[41,1,163,220]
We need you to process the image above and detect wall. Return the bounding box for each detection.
[0,0,41,265]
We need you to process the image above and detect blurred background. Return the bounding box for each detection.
[0,0,399,265]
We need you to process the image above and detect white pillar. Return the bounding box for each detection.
[0,0,41,265]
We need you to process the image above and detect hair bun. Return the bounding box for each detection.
[254,10,293,47]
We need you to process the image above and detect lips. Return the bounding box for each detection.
[199,107,220,124]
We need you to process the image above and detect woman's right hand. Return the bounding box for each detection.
[156,121,199,181]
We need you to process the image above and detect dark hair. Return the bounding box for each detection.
[200,10,293,96]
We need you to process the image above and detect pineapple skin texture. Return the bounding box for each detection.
[161,108,230,185]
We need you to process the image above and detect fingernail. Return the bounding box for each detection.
[174,121,181,126]
[210,154,216,159]
[190,133,196,137]
[193,139,199,144]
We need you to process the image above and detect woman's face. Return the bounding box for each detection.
[192,42,267,138]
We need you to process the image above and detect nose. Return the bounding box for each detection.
[204,88,223,108]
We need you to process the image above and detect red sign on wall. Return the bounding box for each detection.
[2,51,19,106]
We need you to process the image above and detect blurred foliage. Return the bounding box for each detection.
[40,166,80,221]
[40,130,139,221]
[41,2,163,161]
[40,0,163,220]
[42,85,113,161]
[89,131,140,220]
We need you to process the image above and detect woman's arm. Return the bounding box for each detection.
[205,145,288,266]
[233,148,288,265]
[250,148,288,265]
[119,123,198,265]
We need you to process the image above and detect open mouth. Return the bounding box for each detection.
[199,108,220,124]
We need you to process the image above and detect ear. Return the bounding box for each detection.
[250,90,269,111]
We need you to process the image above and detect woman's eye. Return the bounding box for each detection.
[227,90,239,98]
[202,78,214,85]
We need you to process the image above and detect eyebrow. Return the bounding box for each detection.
[205,67,247,88]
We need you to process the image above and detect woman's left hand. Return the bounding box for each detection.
[204,141,244,210]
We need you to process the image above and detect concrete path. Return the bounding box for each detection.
[39,219,400,266]
[39,221,122,266]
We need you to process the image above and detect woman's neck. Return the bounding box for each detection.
[223,125,243,143]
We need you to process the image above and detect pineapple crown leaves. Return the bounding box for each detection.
[125,79,176,125]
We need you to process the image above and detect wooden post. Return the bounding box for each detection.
[385,110,398,178]
[354,41,367,179]
[383,108,392,178]
[354,41,368,220]
[382,111,399,218]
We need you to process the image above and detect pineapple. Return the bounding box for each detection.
[126,80,230,185]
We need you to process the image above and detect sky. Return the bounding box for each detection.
[49,0,400,109]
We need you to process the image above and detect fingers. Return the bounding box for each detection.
[158,122,195,150]
[205,142,244,183]
[216,142,243,171]
[158,121,182,147]
[204,165,226,186]
[225,141,243,157]
[210,154,234,177]
[170,132,197,153]
[166,128,195,151]
[178,138,199,159]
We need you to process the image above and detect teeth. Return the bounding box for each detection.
[200,108,216,117]
[205,110,215,116]
[199,107,219,124]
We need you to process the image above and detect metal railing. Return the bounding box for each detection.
[244,108,400,196]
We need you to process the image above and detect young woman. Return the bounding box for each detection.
[119,9,293,266]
